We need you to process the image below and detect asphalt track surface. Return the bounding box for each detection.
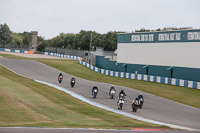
[0,55,200,133]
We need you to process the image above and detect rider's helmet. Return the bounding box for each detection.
[111,85,114,87]
[139,93,142,95]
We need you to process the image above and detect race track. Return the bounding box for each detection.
[0,56,200,131]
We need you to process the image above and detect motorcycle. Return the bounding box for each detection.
[70,79,75,87]
[92,87,98,98]
[58,76,63,83]
[117,95,125,110]
[138,97,144,108]
[132,99,139,112]
[109,89,116,99]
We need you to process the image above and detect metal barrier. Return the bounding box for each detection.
[45,47,85,57]
[41,52,82,60]
[78,60,200,90]
[0,48,33,54]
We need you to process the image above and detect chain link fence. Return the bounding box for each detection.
[0,43,30,51]
[45,47,85,57]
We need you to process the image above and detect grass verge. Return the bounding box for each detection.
[1,53,200,109]
[0,64,162,128]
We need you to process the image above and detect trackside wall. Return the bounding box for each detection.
[80,60,200,89]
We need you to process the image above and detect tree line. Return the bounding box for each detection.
[0,23,122,51]
[0,23,190,52]
[38,30,121,51]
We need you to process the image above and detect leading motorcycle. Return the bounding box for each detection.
[70,78,75,87]
[92,86,98,98]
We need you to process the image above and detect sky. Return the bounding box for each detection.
[0,0,200,39]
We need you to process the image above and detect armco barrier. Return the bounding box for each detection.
[41,52,82,60]
[1,49,82,60]
[0,48,33,54]
[78,60,200,90]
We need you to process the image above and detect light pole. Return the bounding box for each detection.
[89,33,93,64]
[90,33,92,51]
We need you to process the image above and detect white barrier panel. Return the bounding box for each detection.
[5,49,10,52]
[137,74,142,80]
[157,77,161,83]
[95,67,98,72]
[101,69,104,74]
[15,50,20,53]
[188,81,193,88]
[126,73,129,78]
[25,51,28,54]
[198,82,200,89]
[110,71,113,76]
[179,80,184,87]
[172,78,176,85]
[150,76,154,82]
[144,75,148,81]
[165,78,168,84]
[105,70,109,75]
[115,72,118,77]
[131,73,135,79]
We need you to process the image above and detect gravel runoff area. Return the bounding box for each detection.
[0,51,68,59]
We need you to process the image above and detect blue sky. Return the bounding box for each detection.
[0,0,199,39]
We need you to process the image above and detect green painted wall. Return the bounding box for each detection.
[148,65,171,77]
[126,64,146,74]
[173,67,200,81]
[96,56,200,82]
[96,56,117,71]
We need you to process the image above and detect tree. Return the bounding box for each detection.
[0,23,13,47]
[135,28,150,32]
[37,40,48,51]
[20,32,31,46]
[12,33,23,47]
[103,31,118,51]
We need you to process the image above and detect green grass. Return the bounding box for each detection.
[0,54,29,60]
[38,59,200,109]
[0,65,163,128]
[1,53,200,109]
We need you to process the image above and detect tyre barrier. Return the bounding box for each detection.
[78,60,200,90]
[0,48,34,54]
[41,52,82,60]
